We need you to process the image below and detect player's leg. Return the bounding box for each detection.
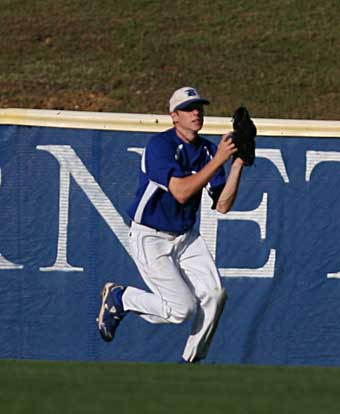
[122,225,196,324]
[178,230,227,362]
[97,223,197,342]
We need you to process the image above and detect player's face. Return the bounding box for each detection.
[171,103,205,136]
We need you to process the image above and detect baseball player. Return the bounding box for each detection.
[97,86,245,363]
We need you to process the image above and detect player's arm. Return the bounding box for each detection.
[215,157,244,214]
[169,134,237,204]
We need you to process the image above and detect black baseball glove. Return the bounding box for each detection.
[232,106,257,166]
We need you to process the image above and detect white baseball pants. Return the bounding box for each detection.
[122,221,227,362]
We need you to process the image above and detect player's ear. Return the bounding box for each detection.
[170,111,178,125]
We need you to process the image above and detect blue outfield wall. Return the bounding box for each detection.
[1,120,340,366]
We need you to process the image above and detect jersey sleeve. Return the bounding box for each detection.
[144,135,185,189]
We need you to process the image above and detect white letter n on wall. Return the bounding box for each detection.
[36,145,131,272]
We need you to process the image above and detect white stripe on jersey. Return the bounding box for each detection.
[134,180,158,223]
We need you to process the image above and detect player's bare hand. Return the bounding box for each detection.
[215,133,238,164]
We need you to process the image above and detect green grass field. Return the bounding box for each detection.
[0,0,339,119]
[1,359,340,414]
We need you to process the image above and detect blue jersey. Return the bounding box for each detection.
[127,128,226,234]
